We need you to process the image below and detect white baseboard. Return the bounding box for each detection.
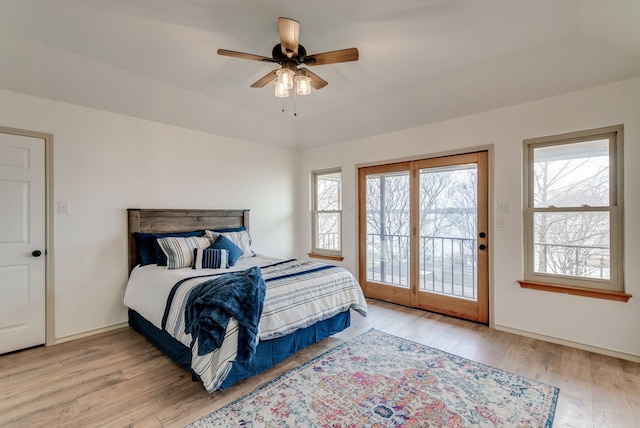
[494,324,640,363]
[53,322,129,345]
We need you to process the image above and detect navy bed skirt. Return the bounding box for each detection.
[128,308,351,390]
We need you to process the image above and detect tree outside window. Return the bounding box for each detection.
[524,126,624,292]
[312,169,342,257]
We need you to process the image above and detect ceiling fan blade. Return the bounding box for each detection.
[304,47,359,66]
[299,68,328,90]
[217,49,276,63]
[278,17,300,58]
[250,69,278,88]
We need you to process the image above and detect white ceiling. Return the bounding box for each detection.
[1,0,639,150]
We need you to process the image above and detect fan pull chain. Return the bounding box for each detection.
[278,95,300,117]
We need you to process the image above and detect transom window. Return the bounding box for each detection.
[523,125,624,293]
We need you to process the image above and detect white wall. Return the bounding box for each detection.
[0,89,297,340]
[3,75,638,359]
[297,77,640,360]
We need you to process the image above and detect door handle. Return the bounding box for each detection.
[479,244,486,251]
[32,250,42,257]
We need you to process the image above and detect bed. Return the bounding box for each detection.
[123,208,367,392]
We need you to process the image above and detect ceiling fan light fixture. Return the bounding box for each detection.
[274,80,289,97]
[276,67,294,90]
[218,18,358,101]
[296,74,311,96]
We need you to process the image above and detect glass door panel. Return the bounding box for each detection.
[358,152,488,323]
[359,162,412,306]
[419,164,478,300]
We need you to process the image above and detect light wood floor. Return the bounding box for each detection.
[1,299,639,428]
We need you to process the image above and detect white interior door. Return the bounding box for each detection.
[0,131,46,354]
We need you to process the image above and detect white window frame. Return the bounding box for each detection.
[523,125,624,293]
[311,168,343,259]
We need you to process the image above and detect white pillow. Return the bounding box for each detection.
[220,230,255,258]
[205,229,255,259]
[205,230,221,241]
[157,236,212,269]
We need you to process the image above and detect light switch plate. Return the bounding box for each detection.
[497,201,511,212]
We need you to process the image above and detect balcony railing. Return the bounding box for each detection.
[317,232,340,251]
[534,242,610,279]
[365,233,478,300]
[357,232,612,301]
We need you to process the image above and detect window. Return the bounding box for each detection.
[311,168,343,260]
[522,125,625,297]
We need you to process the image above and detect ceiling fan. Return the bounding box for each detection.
[217,17,359,97]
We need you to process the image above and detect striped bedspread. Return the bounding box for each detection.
[160,259,367,392]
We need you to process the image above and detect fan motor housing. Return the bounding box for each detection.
[272,43,307,64]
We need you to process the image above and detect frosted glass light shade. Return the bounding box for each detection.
[274,81,289,97]
[276,68,294,90]
[296,75,312,95]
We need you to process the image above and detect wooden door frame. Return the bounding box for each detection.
[0,126,55,346]
[414,151,489,323]
[358,150,489,324]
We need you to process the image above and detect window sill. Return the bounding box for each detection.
[518,280,631,302]
[308,252,344,262]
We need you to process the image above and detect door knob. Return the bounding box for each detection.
[478,244,486,250]
[32,250,42,257]
[479,232,486,238]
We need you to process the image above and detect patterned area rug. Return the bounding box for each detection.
[189,329,559,427]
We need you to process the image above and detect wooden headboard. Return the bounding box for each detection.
[127,208,250,273]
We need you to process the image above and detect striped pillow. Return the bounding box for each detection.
[192,248,229,269]
[208,235,243,266]
[220,230,255,258]
[157,236,212,269]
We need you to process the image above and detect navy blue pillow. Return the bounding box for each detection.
[208,235,243,266]
[133,230,204,266]
[211,226,246,233]
[192,248,229,269]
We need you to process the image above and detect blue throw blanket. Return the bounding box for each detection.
[184,266,266,361]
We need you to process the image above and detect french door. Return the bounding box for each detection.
[358,151,488,323]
